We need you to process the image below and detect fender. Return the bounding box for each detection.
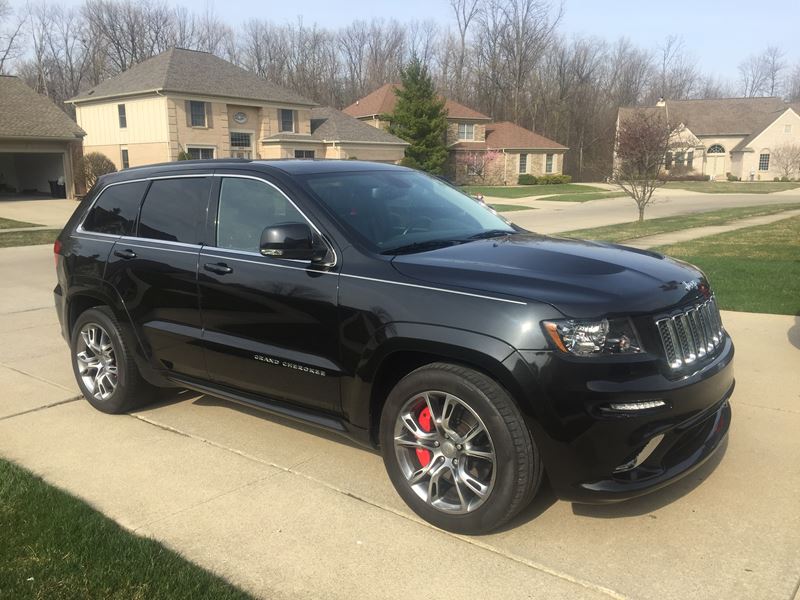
[340,321,527,436]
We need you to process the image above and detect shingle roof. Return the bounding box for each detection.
[619,97,789,137]
[69,48,315,106]
[343,83,491,121]
[0,76,84,139]
[450,121,566,151]
[309,107,408,145]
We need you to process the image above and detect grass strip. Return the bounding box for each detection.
[560,203,800,242]
[490,203,536,212]
[663,181,800,194]
[653,215,800,315]
[0,216,41,229]
[463,183,607,198]
[0,458,253,600]
[0,229,61,248]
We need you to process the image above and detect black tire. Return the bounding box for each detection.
[379,362,542,534]
[70,306,156,414]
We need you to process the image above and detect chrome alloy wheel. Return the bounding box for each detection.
[393,390,496,514]
[75,323,118,401]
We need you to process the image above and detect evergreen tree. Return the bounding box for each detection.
[385,59,449,174]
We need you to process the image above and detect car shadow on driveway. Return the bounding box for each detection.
[788,315,800,350]
[571,436,729,519]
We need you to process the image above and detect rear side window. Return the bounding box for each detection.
[138,178,210,244]
[216,177,305,253]
[82,181,148,235]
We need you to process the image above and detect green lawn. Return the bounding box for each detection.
[489,203,536,212]
[560,203,800,243]
[0,458,253,600]
[463,183,607,199]
[0,229,60,248]
[0,216,40,229]
[664,181,800,194]
[535,191,626,202]
[653,216,800,315]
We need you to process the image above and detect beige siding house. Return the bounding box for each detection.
[0,76,85,199]
[617,98,800,181]
[68,48,407,169]
[344,84,567,185]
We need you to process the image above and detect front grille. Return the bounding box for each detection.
[655,296,723,370]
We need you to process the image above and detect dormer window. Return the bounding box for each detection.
[458,123,475,141]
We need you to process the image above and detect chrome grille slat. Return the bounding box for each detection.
[655,296,723,370]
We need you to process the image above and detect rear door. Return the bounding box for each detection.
[105,175,212,380]
[197,173,341,412]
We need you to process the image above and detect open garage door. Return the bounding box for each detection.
[0,152,67,198]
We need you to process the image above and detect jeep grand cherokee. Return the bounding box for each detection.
[54,159,733,534]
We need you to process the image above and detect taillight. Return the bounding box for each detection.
[53,239,62,267]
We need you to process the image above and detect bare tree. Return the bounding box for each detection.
[738,52,769,97]
[0,0,24,74]
[653,35,698,101]
[763,45,786,96]
[771,144,800,179]
[613,109,679,221]
[448,0,481,101]
[787,63,800,102]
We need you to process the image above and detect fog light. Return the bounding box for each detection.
[608,399,666,411]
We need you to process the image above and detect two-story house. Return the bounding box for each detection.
[616,97,800,181]
[68,48,407,169]
[344,83,567,185]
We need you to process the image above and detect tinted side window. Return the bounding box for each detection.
[138,178,210,244]
[216,178,305,253]
[82,181,148,235]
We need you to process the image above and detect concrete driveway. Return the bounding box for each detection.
[0,196,80,228]
[1,244,799,600]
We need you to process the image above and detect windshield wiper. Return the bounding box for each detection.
[381,239,464,255]
[466,229,515,240]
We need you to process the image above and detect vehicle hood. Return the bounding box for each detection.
[390,233,709,318]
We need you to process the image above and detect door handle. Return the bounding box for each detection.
[113,249,137,260]
[204,262,233,275]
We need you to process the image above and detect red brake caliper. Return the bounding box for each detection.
[416,407,433,467]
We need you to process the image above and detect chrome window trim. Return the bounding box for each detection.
[202,252,526,305]
[78,172,337,269]
[116,241,199,256]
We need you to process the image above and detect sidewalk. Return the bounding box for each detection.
[625,208,800,249]
[1,244,799,599]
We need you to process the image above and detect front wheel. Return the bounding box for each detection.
[379,362,542,534]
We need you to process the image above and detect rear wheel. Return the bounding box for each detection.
[70,307,156,414]
[380,362,542,534]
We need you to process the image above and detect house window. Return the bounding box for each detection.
[187,147,215,160]
[785,125,792,134]
[189,101,207,127]
[707,144,725,154]
[758,153,770,171]
[280,109,295,133]
[458,123,474,141]
[545,154,554,173]
[118,104,127,128]
[294,150,315,159]
[675,152,685,167]
[687,151,693,170]
[665,152,673,168]
[230,132,252,159]
[121,148,129,169]
[519,153,527,173]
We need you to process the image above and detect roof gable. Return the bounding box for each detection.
[0,76,84,139]
[309,107,408,145]
[343,83,491,121]
[69,48,315,106]
[484,121,566,150]
[731,106,800,152]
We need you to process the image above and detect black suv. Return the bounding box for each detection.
[55,160,733,533]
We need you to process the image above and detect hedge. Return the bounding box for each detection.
[517,174,572,185]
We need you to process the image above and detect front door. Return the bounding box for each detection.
[105,176,212,380]
[198,174,341,412]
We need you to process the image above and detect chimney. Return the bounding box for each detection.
[656,97,666,107]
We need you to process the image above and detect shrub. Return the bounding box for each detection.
[773,177,781,182]
[780,176,790,182]
[176,150,191,161]
[726,173,740,182]
[539,174,572,184]
[78,152,117,188]
[518,174,537,185]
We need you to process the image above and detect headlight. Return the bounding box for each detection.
[543,318,643,356]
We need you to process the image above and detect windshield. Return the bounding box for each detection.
[301,169,516,254]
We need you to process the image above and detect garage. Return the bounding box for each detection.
[0,75,85,199]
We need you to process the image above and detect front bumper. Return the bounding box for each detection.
[512,334,734,503]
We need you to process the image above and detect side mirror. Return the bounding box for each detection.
[260,222,325,262]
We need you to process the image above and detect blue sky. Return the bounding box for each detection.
[48,0,799,80]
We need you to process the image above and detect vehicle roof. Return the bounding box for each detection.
[103,159,412,183]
